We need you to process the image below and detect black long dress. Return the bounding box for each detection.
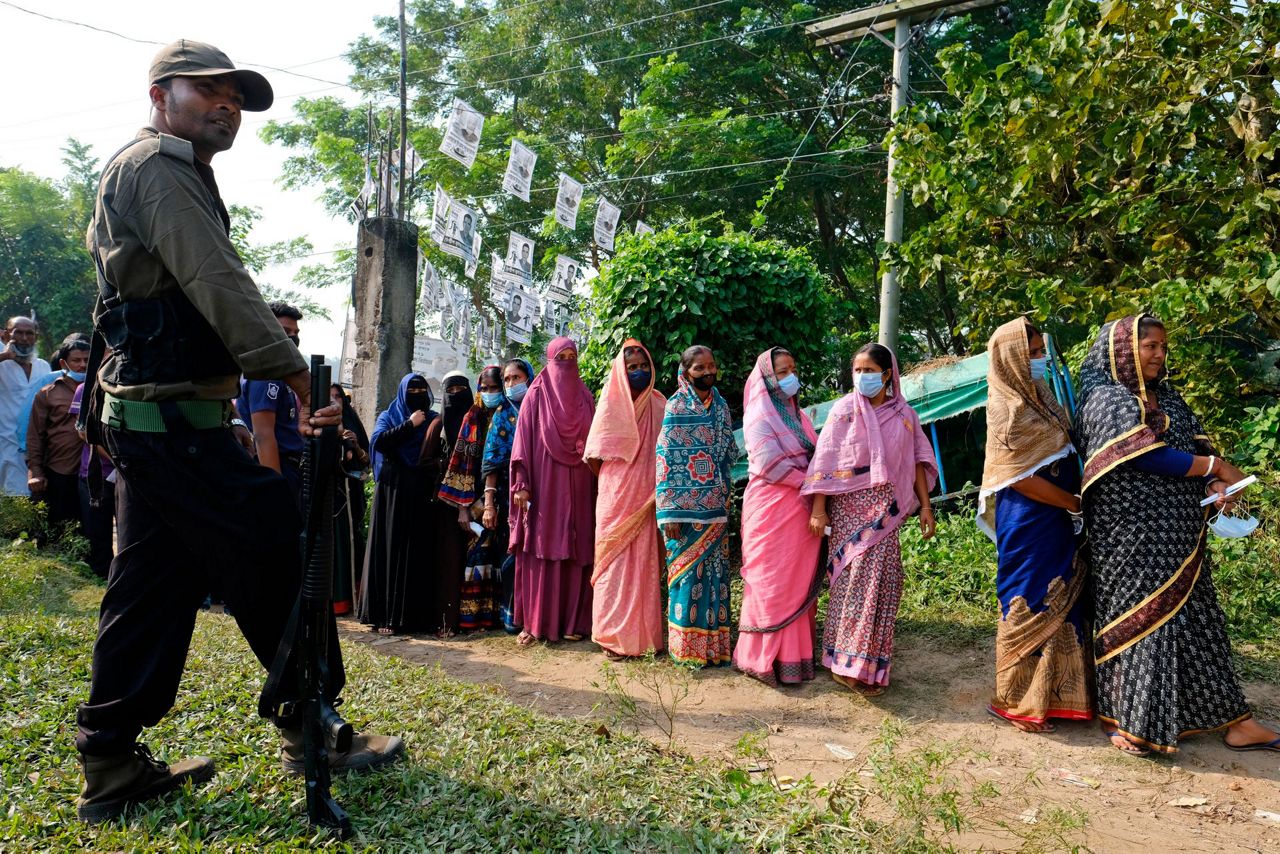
[358,417,463,633]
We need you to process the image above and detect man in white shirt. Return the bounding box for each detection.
[0,317,51,496]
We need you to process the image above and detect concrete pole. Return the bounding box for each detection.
[397,0,408,220]
[877,16,911,350]
[352,217,419,429]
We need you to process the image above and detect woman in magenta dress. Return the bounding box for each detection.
[509,337,596,644]
[733,347,823,686]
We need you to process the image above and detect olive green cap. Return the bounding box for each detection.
[149,39,273,112]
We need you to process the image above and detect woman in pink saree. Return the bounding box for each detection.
[584,339,667,659]
[510,337,596,644]
[803,343,937,696]
[733,347,823,686]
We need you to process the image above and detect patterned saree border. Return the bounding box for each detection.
[1094,525,1206,666]
[1097,711,1252,754]
[666,524,720,586]
[1081,425,1163,493]
[592,497,656,584]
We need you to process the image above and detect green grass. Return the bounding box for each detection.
[0,548,1078,853]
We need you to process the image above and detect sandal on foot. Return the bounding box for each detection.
[375,626,395,636]
[1224,736,1280,753]
[603,650,628,662]
[831,672,885,697]
[516,631,536,647]
[1104,730,1151,756]
[986,705,1056,733]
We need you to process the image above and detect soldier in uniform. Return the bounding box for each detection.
[75,40,403,824]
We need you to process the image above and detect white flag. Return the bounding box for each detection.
[502,139,537,202]
[439,98,485,170]
[594,198,621,252]
[554,173,583,230]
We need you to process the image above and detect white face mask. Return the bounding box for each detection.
[1208,510,1259,539]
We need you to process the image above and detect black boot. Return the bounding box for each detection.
[76,743,215,823]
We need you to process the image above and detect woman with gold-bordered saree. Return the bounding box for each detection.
[977,318,1092,733]
[1074,315,1277,755]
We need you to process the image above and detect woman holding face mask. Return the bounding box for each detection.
[584,339,668,659]
[439,366,504,631]
[481,358,535,634]
[733,347,822,686]
[655,345,739,667]
[1075,315,1276,755]
[509,338,597,645]
[359,373,461,636]
[803,343,937,696]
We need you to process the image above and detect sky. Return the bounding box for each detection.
[0,0,385,358]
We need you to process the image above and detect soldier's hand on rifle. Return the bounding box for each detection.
[285,369,343,436]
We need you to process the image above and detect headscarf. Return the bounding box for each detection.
[976,318,1074,539]
[370,373,435,481]
[1074,315,1193,492]
[742,347,817,485]
[655,370,738,525]
[439,366,501,507]
[441,370,472,449]
[481,358,534,477]
[583,338,667,464]
[522,336,595,465]
[801,348,936,554]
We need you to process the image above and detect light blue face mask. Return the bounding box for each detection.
[481,391,504,408]
[777,372,801,398]
[1208,509,1259,539]
[66,371,87,383]
[855,372,885,398]
[506,382,528,403]
[1029,357,1049,381]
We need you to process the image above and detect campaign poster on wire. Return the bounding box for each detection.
[439,98,485,170]
[502,139,537,202]
[437,197,479,265]
[634,220,654,235]
[505,286,539,345]
[464,229,482,279]
[554,173,583,230]
[498,232,535,287]
[594,198,621,252]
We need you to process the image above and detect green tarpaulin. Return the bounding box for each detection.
[731,352,992,482]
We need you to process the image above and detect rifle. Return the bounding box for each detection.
[260,355,353,838]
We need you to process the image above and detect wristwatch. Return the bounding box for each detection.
[229,418,248,429]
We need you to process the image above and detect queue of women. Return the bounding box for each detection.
[354,315,1279,758]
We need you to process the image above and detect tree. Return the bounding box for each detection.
[890,0,1280,435]
[580,223,830,408]
[226,205,330,321]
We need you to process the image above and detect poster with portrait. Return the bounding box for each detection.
[464,229,482,279]
[550,254,582,300]
[502,139,537,202]
[593,198,621,252]
[497,231,535,287]
[504,286,539,345]
[634,220,653,236]
[554,173,583,230]
[430,184,451,245]
[439,98,485,170]
[438,197,478,264]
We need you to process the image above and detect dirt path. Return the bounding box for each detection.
[341,620,1280,852]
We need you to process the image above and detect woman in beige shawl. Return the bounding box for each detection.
[977,318,1092,733]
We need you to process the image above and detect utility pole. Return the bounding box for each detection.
[398,0,408,220]
[807,0,1000,350]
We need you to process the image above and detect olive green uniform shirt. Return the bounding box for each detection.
[87,127,306,401]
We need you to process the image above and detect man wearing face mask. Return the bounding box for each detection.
[237,302,307,503]
[25,334,91,532]
[0,316,53,496]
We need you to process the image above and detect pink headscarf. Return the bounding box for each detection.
[743,348,816,487]
[525,335,595,465]
[801,348,936,519]
[583,338,666,464]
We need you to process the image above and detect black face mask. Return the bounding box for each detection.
[406,392,429,412]
[691,373,716,391]
[287,334,300,347]
[627,369,651,392]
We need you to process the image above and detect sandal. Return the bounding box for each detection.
[831,672,885,697]
[516,630,536,647]
[375,626,395,636]
[986,705,1056,733]
[1224,736,1280,753]
[564,634,584,642]
[603,649,628,662]
[1104,730,1151,756]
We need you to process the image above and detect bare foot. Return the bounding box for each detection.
[516,630,535,647]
